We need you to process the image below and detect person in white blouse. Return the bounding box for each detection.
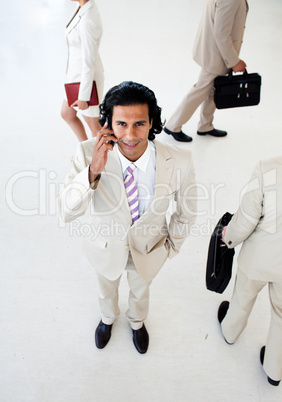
[61,0,104,141]
[59,82,197,354]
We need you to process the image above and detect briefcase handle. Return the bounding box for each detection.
[228,69,248,79]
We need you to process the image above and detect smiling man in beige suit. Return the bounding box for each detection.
[59,82,197,354]
[164,0,249,142]
[218,157,282,386]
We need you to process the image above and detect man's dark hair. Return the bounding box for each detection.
[99,81,164,140]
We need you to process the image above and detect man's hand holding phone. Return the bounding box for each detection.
[89,121,117,184]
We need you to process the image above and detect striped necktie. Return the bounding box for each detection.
[124,163,139,223]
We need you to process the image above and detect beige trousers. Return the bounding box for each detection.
[95,253,152,330]
[222,268,282,382]
[166,69,218,133]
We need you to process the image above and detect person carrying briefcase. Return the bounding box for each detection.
[217,158,282,387]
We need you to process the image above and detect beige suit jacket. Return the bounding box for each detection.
[193,0,249,75]
[65,0,104,101]
[225,157,282,283]
[59,139,197,281]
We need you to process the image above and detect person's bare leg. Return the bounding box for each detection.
[82,115,102,137]
[61,99,87,142]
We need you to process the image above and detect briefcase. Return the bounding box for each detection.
[206,212,235,294]
[214,70,261,109]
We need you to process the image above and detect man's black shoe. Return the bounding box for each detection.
[218,301,229,324]
[218,301,233,345]
[132,324,149,354]
[164,127,193,142]
[260,346,281,386]
[95,320,113,349]
[197,128,227,137]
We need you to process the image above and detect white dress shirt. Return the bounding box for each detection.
[117,141,156,217]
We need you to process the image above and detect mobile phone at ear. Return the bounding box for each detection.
[106,117,116,146]
[106,116,112,130]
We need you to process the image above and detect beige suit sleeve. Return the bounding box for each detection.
[224,162,264,248]
[214,0,241,69]
[168,152,197,258]
[59,142,96,222]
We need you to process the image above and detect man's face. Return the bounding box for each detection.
[112,104,152,162]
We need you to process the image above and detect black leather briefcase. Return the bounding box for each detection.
[206,212,235,294]
[214,70,261,109]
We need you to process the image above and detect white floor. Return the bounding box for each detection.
[1,0,282,401]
